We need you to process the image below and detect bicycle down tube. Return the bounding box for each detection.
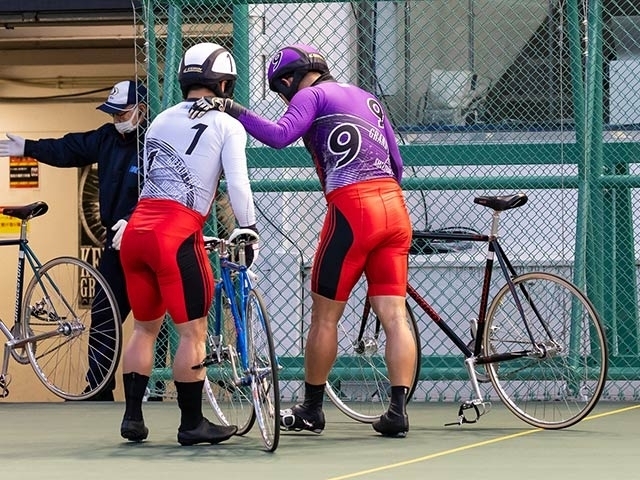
[409,232,562,365]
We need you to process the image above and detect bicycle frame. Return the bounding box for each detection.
[0,222,54,360]
[202,233,281,450]
[407,204,560,422]
[410,230,544,364]
[333,193,606,429]
[1,217,78,387]
[212,255,253,377]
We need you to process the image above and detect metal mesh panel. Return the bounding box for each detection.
[137,0,640,403]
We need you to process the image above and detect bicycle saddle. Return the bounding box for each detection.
[473,193,527,211]
[0,201,49,220]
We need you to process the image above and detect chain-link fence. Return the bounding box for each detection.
[135,0,640,403]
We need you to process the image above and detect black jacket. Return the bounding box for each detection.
[24,123,141,239]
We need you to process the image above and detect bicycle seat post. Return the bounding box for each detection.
[19,218,29,242]
[489,210,503,239]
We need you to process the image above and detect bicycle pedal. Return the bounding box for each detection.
[0,374,10,398]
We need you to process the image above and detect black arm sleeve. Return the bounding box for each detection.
[23,127,106,168]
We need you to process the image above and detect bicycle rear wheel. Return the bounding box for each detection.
[23,256,122,400]
[484,271,608,429]
[205,287,255,435]
[325,300,421,423]
[246,289,280,452]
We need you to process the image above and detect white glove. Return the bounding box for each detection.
[229,227,259,267]
[111,219,128,250]
[0,133,26,157]
[188,97,233,119]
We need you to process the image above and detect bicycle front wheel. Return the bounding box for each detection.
[205,287,255,435]
[326,300,421,423]
[246,289,280,452]
[484,272,608,429]
[23,256,122,400]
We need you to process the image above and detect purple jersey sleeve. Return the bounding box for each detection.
[236,97,316,149]
[236,82,403,194]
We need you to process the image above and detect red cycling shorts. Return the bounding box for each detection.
[120,198,213,324]
[312,178,412,301]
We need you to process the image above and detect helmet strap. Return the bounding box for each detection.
[311,72,335,86]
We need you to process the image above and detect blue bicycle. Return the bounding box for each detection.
[194,229,280,452]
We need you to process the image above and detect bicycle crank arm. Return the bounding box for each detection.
[192,350,230,369]
[191,357,217,369]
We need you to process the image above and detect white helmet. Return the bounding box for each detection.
[178,43,237,99]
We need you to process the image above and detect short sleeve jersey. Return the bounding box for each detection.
[237,82,403,195]
[140,101,256,226]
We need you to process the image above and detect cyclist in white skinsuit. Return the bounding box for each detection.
[118,42,257,446]
[140,103,255,221]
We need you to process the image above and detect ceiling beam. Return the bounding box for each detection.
[0,1,139,14]
[0,47,136,66]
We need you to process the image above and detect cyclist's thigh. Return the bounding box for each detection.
[364,190,411,298]
[120,229,165,321]
[157,232,214,325]
[312,201,364,302]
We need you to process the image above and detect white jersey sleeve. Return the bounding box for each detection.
[140,101,256,226]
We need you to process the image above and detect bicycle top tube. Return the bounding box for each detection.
[412,193,528,245]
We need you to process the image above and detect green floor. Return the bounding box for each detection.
[1,401,637,479]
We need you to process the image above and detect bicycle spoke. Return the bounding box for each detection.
[325,301,421,423]
[23,257,121,400]
[484,272,607,429]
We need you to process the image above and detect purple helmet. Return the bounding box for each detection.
[267,44,330,101]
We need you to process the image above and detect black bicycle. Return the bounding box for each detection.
[326,193,608,429]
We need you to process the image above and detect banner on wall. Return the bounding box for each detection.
[9,156,39,189]
[79,165,104,308]
[0,214,23,235]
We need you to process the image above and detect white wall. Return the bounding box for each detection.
[0,51,134,402]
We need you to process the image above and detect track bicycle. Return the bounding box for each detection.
[0,201,122,400]
[326,193,608,429]
[193,229,280,452]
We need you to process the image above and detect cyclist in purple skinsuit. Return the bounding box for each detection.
[189,44,416,438]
